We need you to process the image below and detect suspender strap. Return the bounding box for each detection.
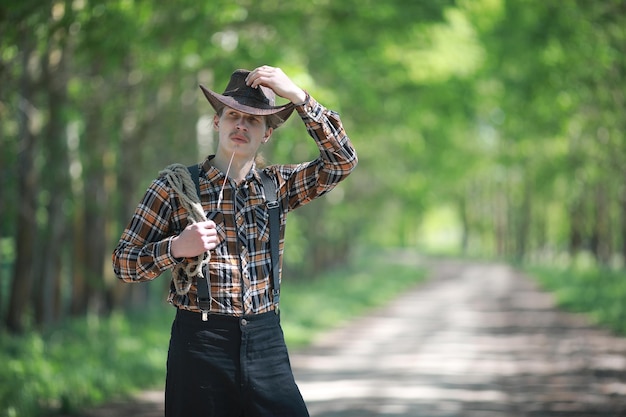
[188,164,201,199]
[187,164,211,313]
[259,170,281,311]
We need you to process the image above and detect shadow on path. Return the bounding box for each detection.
[80,258,626,417]
[291,258,626,416]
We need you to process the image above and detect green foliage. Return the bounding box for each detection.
[0,308,173,417]
[528,265,626,336]
[3,0,626,366]
[0,249,425,417]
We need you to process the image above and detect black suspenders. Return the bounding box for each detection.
[187,164,212,314]
[187,165,281,314]
[259,170,281,311]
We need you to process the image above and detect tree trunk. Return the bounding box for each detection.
[591,182,611,266]
[458,193,469,254]
[621,180,626,265]
[67,58,114,316]
[82,103,111,315]
[71,205,87,315]
[6,35,39,333]
[35,33,71,328]
[515,178,532,262]
[493,187,507,258]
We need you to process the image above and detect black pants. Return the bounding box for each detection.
[165,309,309,417]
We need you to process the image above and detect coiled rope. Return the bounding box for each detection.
[158,163,208,295]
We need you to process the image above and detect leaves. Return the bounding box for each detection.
[2,0,626,333]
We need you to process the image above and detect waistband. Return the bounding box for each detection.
[174,308,279,327]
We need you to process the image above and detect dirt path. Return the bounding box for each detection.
[81,259,626,416]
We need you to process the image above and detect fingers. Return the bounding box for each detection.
[245,65,283,89]
[171,221,219,258]
[190,221,219,249]
[192,220,216,231]
[246,65,306,104]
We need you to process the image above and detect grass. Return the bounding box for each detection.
[281,248,427,347]
[0,308,174,417]
[527,264,626,336]
[0,248,426,417]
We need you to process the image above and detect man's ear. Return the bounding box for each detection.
[213,114,220,130]
[263,127,274,143]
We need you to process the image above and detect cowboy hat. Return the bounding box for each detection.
[200,69,295,128]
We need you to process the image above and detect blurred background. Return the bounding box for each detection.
[1,0,625,415]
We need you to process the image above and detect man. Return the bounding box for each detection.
[112,65,357,417]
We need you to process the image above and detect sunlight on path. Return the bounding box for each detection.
[291,260,626,417]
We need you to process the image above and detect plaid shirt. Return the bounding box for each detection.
[112,95,357,316]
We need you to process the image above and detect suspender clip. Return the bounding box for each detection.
[272,288,280,314]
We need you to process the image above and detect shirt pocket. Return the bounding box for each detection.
[240,192,270,244]
[207,212,227,243]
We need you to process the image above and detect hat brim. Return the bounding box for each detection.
[200,84,295,128]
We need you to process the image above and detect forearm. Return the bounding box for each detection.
[112,236,179,282]
[111,179,181,282]
[297,94,358,178]
[277,95,357,209]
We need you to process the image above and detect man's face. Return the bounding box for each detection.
[214,107,273,157]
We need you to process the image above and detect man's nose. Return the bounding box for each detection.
[235,116,247,130]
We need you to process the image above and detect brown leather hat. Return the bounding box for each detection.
[200,69,295,128]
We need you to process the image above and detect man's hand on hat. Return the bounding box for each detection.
[246,66,307,105]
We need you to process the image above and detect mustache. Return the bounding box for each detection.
[229,131,250,141]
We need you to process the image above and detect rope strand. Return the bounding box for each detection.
[159,163,209,295]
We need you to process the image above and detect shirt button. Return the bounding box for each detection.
[241,318,248,326]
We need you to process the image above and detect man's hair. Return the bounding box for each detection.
[255,153,267,167]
